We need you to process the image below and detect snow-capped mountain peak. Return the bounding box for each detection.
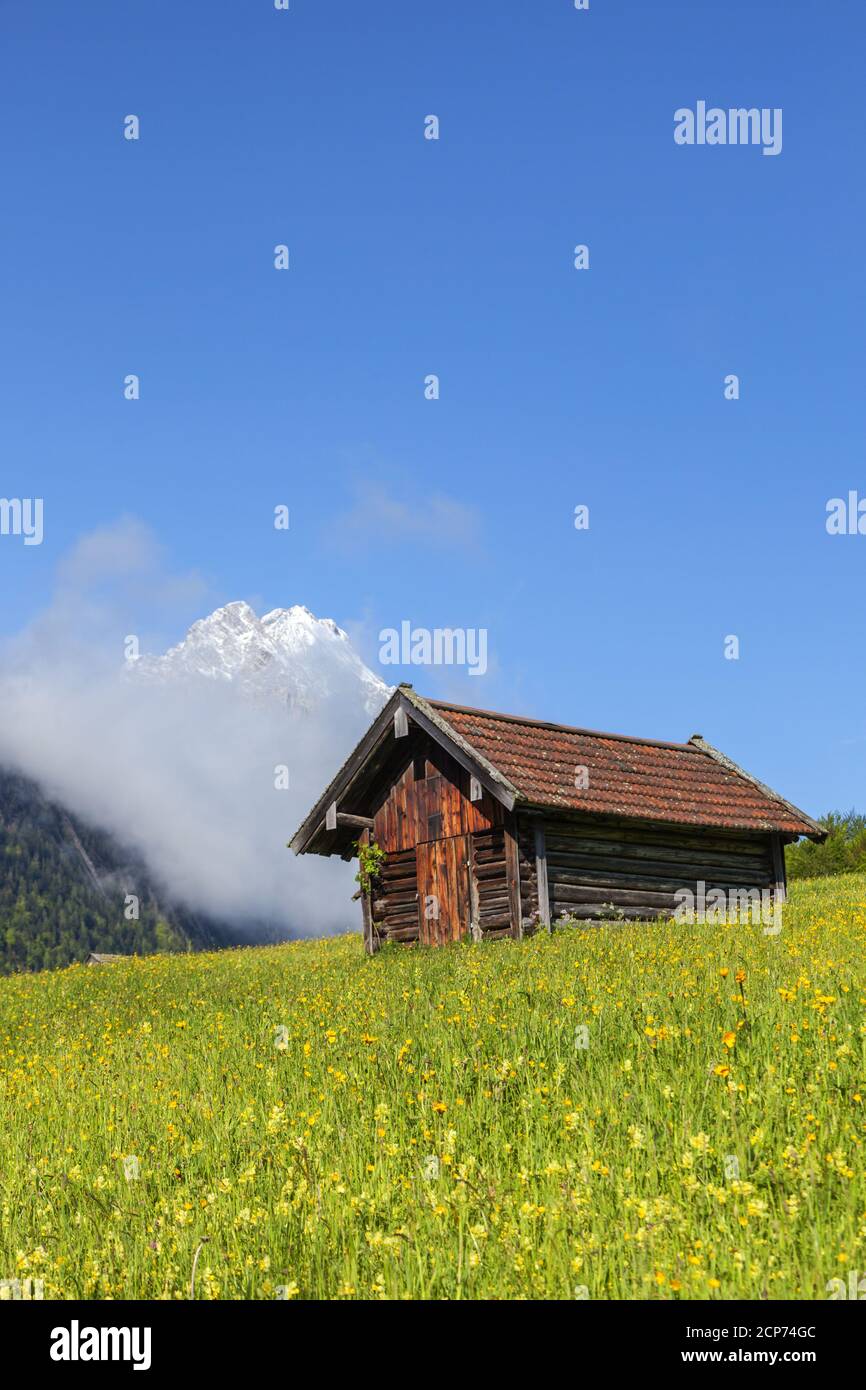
[135,601,390,714]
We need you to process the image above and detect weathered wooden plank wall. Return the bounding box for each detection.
[371,830,516,945]
[503,814,523,939]
[542,813,776,922]
[367,733,511,944]
[372,736,503,854]
[417,835,472,944]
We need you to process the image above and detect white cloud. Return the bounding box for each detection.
[0,521,384,939]
[330,482,479,551]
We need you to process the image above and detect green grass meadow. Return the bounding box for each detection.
[1,873,865,1300]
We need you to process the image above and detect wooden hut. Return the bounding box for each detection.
[290,685,825,952]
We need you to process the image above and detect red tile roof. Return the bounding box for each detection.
[428,700,822,838]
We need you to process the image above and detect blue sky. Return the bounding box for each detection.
[1,0,864,820]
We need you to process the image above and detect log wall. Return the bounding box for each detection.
[471,829,510,938]
[367,799,778,946]
[517,818,540,929]
[541,813,776,922]
[370,845,420,945]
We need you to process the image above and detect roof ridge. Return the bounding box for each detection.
[427,698,693,751]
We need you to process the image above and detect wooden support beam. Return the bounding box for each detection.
[394,706,409,738]
[770,833,787,905]
[325,808,374,834]
[361,884,375,954]
[358,828,378,955]
[533,818,551,930]
[467,834,481,941]
[504,812,523,941]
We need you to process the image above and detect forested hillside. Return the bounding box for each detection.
[786,810,866,880]
[0,770,236,973]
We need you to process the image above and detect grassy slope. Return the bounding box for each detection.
[1,873,865,1301]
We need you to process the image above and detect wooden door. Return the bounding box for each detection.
[417,834,472,945]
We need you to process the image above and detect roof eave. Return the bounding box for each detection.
[288,690,403,855]
[519,800,826,840]
[688,736,827,842]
